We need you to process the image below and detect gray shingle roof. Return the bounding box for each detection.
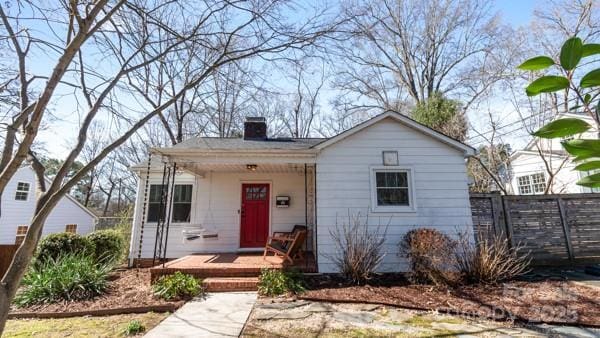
[171,137,326,151]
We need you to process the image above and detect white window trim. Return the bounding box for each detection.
[171,183,194,224]
[146,181,195,226]
[516,172,546,195]
[15,181,30,201]
[370,166,417,213]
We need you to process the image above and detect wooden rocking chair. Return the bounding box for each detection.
[263,225,307,264]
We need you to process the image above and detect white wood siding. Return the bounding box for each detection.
[129,171,307,259]
[0,167,96,244]
[315,117,473,273]
[509,153,582,194]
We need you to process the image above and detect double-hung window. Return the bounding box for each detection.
[172,184,193,223]
[517,173,546,195]
[371,167,415,212]
[146,184,193,223]
[147,184,166,223]
[15,182,30,201]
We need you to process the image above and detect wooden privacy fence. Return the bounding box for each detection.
[0,245,18,277]
[470,193,600,266]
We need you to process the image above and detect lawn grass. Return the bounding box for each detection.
[3,312,169,337]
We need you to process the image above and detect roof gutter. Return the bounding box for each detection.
[150,147,320,156]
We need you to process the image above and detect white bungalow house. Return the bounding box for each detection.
[0,166,98,245]
[508,112,599,195]
[128,112,475,273]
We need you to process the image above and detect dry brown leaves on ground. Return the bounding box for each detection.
[10,268,182,314]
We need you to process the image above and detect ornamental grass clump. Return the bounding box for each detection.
[14,253,113,307]
[454,233,531,284]
[328,212,388,285]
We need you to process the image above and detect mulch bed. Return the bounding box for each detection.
[9,268,183,317]
[299,274,600,327]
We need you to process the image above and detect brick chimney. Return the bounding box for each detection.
[243,117,267,140]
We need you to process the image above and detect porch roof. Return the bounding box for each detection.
[177,162,311,175]
[166,137,325,152]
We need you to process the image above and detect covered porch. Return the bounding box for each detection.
[129,141,319,278]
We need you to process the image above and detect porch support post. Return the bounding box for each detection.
[304,164,308,252]
[313,163,317,270]
[152,162,168,266]
[162,162,177,267]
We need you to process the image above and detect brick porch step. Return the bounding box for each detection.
[202,277,260,292]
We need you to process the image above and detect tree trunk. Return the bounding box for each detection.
[0,193,54,333]
[83,171,94,207]
[102,182,115,216]
[116,179,122,213]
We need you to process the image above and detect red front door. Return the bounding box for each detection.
[240,183,270,248]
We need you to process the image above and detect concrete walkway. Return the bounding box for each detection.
[144,292,257,338]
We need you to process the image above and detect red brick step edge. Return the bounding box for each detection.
[203,277,259,292]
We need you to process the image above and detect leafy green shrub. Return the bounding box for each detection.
[257,268,305,296]
[87,229,125,264]
[14,253,113,307]
[152,272,202,300]
[123,320,145,336]
[399,228,456,285]
[36,232,95,263]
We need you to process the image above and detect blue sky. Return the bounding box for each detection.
[34,0,545,158]
[493,0,538,27]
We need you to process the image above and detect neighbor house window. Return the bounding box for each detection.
[172,185,193,223]
[517,173,546,195]
[65,224,77,233]
[147,184,166,223]
[370,167,414,212]
[15,225,28,245]
[15,182,30,201]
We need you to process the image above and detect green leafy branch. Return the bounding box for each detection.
[518,37,600,188]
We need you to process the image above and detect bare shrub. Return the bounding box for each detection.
[454,232,531,284]
[328,212,388,284]
[399,228,457,285]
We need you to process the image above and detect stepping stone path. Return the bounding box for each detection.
[305,302,333,312]
[257,300,309,310]
[273,311,312,320]
[244,299,593,337]
[332,311,376,324]
[536,324,600,338]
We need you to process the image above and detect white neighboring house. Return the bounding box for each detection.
[508,112,599,195]
[128,112,475,273]
[0,166,98,245]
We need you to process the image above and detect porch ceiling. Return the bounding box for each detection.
[179,162,309,175]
